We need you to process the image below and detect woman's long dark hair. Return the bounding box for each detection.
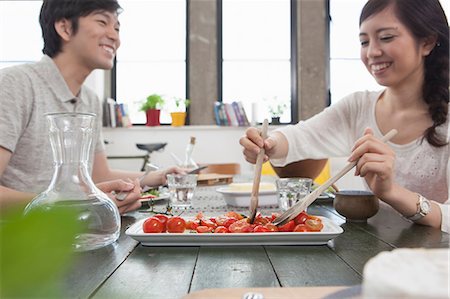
[360,0,449,147]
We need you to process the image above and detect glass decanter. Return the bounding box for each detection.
[24,112,120,251]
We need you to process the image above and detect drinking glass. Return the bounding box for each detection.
[276,178,312,211]
[167,174,197,209]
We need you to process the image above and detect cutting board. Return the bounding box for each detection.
[197,173,233,186]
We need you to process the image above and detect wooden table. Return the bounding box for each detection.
[61,186,449,299]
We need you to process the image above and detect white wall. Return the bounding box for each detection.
[103,126,254,176]
[103,125,365,190]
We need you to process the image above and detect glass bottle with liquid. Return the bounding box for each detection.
[24,112,120,251]
[182,136,198,170]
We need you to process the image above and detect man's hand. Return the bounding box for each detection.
[96,179,142,215]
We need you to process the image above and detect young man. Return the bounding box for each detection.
[0,0,183,213]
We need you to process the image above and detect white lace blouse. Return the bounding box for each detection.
[272,90,450,232]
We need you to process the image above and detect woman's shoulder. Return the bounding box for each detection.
[339,89,383,103]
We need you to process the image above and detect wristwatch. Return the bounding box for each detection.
[406,194,431,221]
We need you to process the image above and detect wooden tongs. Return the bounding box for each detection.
[272,129,398,226]
[248,119,269,224]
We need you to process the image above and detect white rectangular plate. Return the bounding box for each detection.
[125,216,343,246]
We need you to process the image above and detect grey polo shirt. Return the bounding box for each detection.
[0,55,105,193]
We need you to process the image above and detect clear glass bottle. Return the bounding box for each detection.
[182,136,198,170]
[24,112,120,251]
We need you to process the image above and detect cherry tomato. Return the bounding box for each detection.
[228,219,252,233]
[225,211,244,220]
[214,216,237,228]
[167,216,186,233]
[153,214,169,232]
[186,220,200,230]
[200,219,217,228]
[293,224,309,232]
[143,217,164,233]
[253,225,271,233]
[196,226,214,233]
[305,219,323,232]
[254,215,270,225]
[278,220,296,232]
[294,212,309,225]
[214,226,229,233]
[270,213,280,221]
[264,223,279,232]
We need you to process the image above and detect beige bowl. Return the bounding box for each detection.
[333,190,379,222]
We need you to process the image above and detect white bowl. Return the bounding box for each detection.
[216,183,278,207]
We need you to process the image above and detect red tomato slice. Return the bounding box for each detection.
[200,219,217,228]
[196,226,214,233]
[225,211,244,220]
[305,219,324,232]
[186,220,200,230]
[264,223,279,232]
[253,225,271,233]
[143,217,164,233]
[228,219,252,233]
[153,214,169,232]
[214,216,237,228]
[253,215,270,225]
[278,220,296,232]
[214,226,229,233]
[294,212,309,225]
[293,224,309,232]
[140,194,157,199]
[167,216,186,233]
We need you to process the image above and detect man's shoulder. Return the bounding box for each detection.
[0,62,34,81]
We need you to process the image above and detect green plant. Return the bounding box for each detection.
[173,98,191,112]
[269,102,288,118]
[140,94,165,111]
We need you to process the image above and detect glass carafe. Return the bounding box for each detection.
[24,112,120,251]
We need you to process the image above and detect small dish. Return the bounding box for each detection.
[333,190,379,222]
[139,193,170,204]
[217,182,277,207]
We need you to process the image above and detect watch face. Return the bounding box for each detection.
[420,198,431,214]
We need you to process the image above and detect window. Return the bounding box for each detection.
[0,1,43,69]
[221,0,292,124]
[115,0,187,125]
[330,0,450,105]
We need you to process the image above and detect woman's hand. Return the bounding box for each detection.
[239,127,279,164]
[96,179,142,215]
[348,127,396,198]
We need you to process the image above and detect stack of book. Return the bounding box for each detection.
[102,98,131,128]
[214,101,250,126]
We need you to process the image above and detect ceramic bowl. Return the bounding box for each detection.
[333,190,379,222]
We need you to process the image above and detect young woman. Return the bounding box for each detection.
[240,0,449,232]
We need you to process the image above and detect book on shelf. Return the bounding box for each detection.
[214,101,250,127]
[102,98,131,128]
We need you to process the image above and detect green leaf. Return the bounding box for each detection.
[0,207,83,298]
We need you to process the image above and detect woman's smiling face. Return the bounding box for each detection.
[359,5,431,89]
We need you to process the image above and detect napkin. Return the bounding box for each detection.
[362,248,449,298]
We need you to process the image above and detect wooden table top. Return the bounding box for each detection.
[61,186,449,299]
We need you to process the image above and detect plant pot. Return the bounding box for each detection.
[170,112,186,127]
[145,109,160,126]
[271,117,280,125]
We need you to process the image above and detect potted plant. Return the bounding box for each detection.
[268,101,288,125]
[170,98,191,127]
[140,94,165,126]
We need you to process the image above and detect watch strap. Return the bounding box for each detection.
[406,194,430,221]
